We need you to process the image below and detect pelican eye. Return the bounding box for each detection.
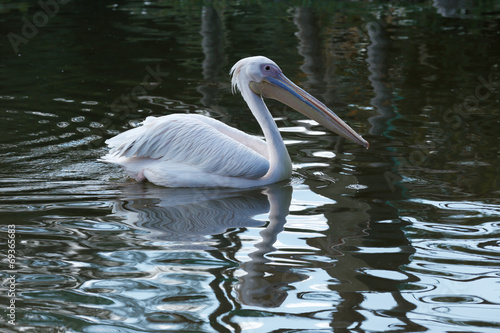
[265,65,271,71]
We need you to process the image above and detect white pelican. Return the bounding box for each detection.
[101,56,368,188]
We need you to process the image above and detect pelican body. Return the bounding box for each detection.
[101,56,368,188]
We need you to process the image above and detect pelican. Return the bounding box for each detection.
[101,56,368,188]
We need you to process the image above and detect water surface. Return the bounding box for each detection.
[1,1,500,332]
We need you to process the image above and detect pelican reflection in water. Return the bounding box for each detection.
[102,56,368,188]
[114,183,298,307]
[114,184,270,243]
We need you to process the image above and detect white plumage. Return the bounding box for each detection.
[102,114,270,187]
[101,56,368,188]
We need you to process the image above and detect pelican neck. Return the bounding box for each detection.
[240,86,292,180]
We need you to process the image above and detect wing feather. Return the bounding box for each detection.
[104,114,269,179]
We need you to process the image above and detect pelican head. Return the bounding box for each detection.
[231,56,369,149]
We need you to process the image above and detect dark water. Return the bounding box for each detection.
[1,1,500,332]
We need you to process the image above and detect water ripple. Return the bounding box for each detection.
[17,274,79,290]
[409,199,500,217]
